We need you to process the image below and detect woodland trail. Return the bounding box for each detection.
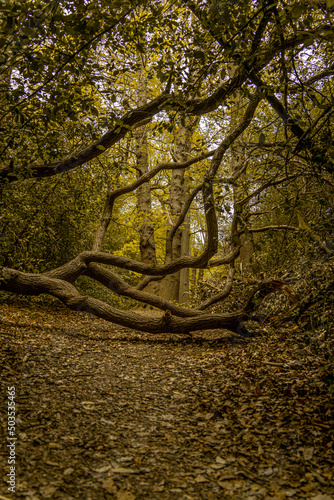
[0,303,333,500]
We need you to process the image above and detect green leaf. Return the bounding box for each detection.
[96,145,106,151]
[297,211,310,231]
[327,0,334,10]
[259,133,266,145]
[23,26,36,37]
[193,50,205,61]
[291,5,304,18]
[303,36,315,47]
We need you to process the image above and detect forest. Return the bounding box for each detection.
[0,0,334,498]
[0,0,334,335]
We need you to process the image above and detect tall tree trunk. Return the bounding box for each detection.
[190,250,198,303]
[179,220,190,303]
[134,53,157,293]
[159,118,192,303]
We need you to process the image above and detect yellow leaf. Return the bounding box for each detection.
[297,211,310,231]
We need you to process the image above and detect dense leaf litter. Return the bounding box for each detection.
[0,303,333,500]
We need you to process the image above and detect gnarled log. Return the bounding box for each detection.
[1,267,251,335]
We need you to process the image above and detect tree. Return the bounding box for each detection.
[1,0,333,335]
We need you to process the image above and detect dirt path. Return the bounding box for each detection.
[0,303,333,500]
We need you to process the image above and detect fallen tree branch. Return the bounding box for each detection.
[0,267,251,335]
[84,263,202,317]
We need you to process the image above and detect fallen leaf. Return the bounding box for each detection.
[110,467,139,474]
[312,495,334,500]
[116,492,136,500]
[302,446,314,460]
[218,480,242,490]
[39,486,58,499]
[94,465,111,473]
[300,483,317,492]
[81,401,95,409]
[102,477,117,494]
[101,418,114,425]
[63,468,75,476]
[285,490,297,497]
[194,475,208,483]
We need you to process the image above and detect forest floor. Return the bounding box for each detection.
[0,302,333,500]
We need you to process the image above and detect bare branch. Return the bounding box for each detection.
[45,180,219,280]
[198,266,235,310]
[239,174,299,206]
[92,150,216,251]
[247,72,305,139]
[249,225,298,233]
[45,241,240,283]
[205,247,240,268]
[289,63,334,93]
[2,22,325,184]
[246,73,334,173]
[207,93,262,179]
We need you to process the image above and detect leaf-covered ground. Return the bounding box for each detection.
[0,303,333,500]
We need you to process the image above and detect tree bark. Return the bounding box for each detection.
[179,203,190,304]
[0,266,251,335]
[159,117,194,302]
[134,53,158,296]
